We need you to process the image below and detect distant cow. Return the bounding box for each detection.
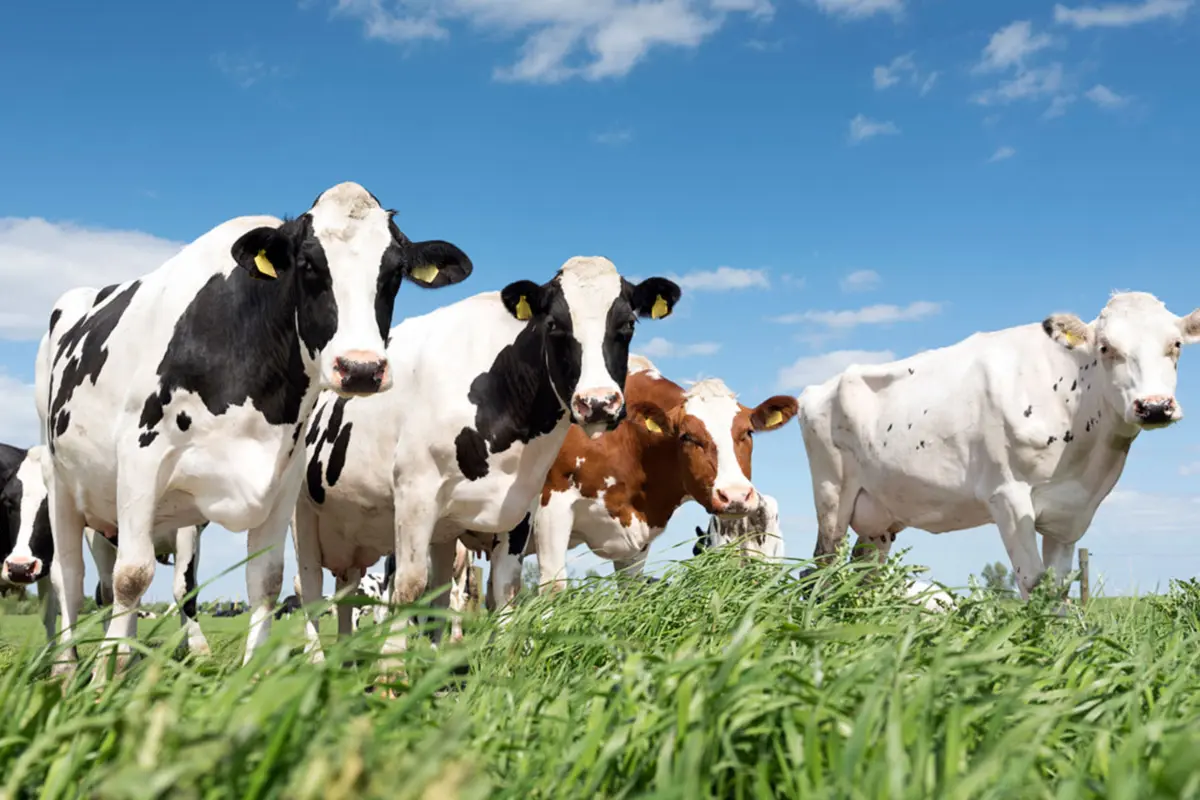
[274,594,302,620]
[37,182,472,677]
[1,444,209,650]
[354,543,474,641]
[293,256,680,666]
[797,291,1200,599]
[693,492,785,562]
[527,356,797,591]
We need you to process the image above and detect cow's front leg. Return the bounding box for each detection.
[86,531,117,631]
[533,498,572,595]
[488,528,527,626]
[242,498,291,667]
[1041,535,1080,610]
[334,568,362,640]
[291,504,326,663]
[174,525,210,655]
[380,490,437,687]
[47,476,87,680]
[97,489,160,681]
[426,539,460,646]
[36,575,58,643]
[988,483,1044,600]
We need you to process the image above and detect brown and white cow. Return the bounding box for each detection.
[527,356,798,590]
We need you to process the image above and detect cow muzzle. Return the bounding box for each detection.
[1132,395,1181,429]
[712,485,758,517]
[2,555,43,584]
[571,389,625,438]
[331,351,392,396]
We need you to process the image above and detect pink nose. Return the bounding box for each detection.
[1132,395,1176,424]
[332,351,389,394]
[3,555,42,584]
[712,485,756,514]
[571,390,624,423]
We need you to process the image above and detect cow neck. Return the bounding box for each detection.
[1053,347,1139,487]
[622,373,690,528]
[476,322,568,444]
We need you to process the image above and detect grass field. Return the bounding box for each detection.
[0,552,1199,799]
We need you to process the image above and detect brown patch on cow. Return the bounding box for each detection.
[113,562,156,607]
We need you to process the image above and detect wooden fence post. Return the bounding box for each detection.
[1078,548,1089,605]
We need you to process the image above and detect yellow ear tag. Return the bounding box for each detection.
[1063,331,1080,347]
[515,295,532,321]
[409,264,439,284]
[644,418,662,433]
[650,295,669,320]
[765,409,784,428]
[254,250,277,279]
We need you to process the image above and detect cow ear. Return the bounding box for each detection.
[501,280,545,322]
[403,240,473,289]
[231,226,294,281]
[629,401,673,436]
[1042,313,1094,350]
[751,395,799,432]
[629,277,682,320]
[1179,309,1200,345]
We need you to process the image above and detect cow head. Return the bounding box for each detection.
[631,379,797,517]
[1044,292,1200,430]
[0,446,53,585]
[230,182,473,397]
[500,256,681,438]
[693,518,722,556]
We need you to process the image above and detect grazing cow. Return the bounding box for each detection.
[798,291,1200,599]
[353,543,474,641]
[693,492,785,561]
[293,256,680,665]
[529,356,798,591]
[274,594,302,620]
[37,182,472,676]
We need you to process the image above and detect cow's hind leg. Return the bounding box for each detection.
[36,575,58,642]
[174,526,210,656]
[988,483,1043,600]
[427,540,458,646]
[99,490,159,680]
[47,473,86,678]
[291,504,326,663]
[334,568,362,640]
[380,485,438,686]
[242,497,291,667]
[488,522,529,625]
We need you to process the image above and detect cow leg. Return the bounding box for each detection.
[381,490,438,677]
[1041,536,1077,599]
[488,530,526,624]
[291,505,326,662]
[87,532,118,631]
[99,493,160,679]
[36,575,58,642]
[811,478,860,567]
[334,568,362,640]
[174,526,210,656]
[988,484,1044,600]
[447,546,469,643]
[47,472,86,678]
[242,498,291,667]
[533,498,572,594]
[848,491,904,566]
[613,547,651,597]
[427,540,458,646]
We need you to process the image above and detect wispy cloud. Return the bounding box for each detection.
[771,300,942,328]
[669,266,770,291]
[212,51,281,88]
[811,0,904,19]
[592,127,633,146]
[873,52,937,95]
[840,269,881,292]
[848,114,900,144]
[777,349,896,391]
[326,0,773,84]
[970,20,1074,114]
[988,145,1017,162]
[1085,84,1131,108]
[973,21,1055,73]
[639,337,722,358]
[1043,94,1077,118]
[1054,0,1192,28]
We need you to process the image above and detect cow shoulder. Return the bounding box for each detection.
[304,395,354,505]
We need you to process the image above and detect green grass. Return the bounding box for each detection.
[1,552,1199,799]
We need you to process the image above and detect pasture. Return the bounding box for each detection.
[0,551,1198,799]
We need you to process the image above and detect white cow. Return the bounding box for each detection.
[798,291,1200,599]
[293,256,681,668]
[352,542,474,642]
[693,493,785,562]
[37,182,472,677]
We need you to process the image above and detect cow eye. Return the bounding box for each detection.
[1099,345,1109,355]
[1174,340,1182,350]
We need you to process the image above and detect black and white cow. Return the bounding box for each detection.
[293,256,680,665]
[37,182,473,676]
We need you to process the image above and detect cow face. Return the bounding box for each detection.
[500,257,680,438]
[1044,292,1200,429]
[0,448,53,585]
[231,182,473,397]
[634,380,797,517]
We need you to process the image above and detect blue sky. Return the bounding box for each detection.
[2,0,1199,602]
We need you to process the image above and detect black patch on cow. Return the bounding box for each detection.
[1023,406,1033,417]
[907,423,912,430]
[305,404,326,446]
[455,428,490,480]
[508,513,531,556]
[48,281,142,444]
[887,423,893,432]
[1092,359,1098,367]
[0,445,28,563]
[138,430,159,448]
[326,424,352,486]
[917,440,926,449]
[923,409,928,415]
[1052,382,1059,392]
[1047,435,1057,445]
[176,412,192,431]
[457,323,567,481]
[1070,380,1077,391]
[94,284,118,306]
[306,459,325,505]
[49,308,62,334]
[181,549,199,620]
[1063,430,1074,443]
[304,397,353,503]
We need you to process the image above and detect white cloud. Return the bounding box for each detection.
[328,0,772,83]
[988,145,1017,162]
[771,300,942,328]
[1054,0,1192,28]
[872,52,937,95]
[639,337,721,358]
[0,218,184,341]
[919,71,939,96]
[848,114,900,143]
[592,127,633,145]
[0,372,38,448]
[1179,461,1200,476]
[840,269,880,292]
[1043,93,1077,118]
[669,266,770,291]
[212,52,281,88]
[777,349,896,391]
[811,0,904,19]
[1085,83,1131,108]
[974,21,1054,73]
[972,63,1065,106]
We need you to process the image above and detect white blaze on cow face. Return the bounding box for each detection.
[559,257,627,435]
[682,380,758,516]
[1045,292,1200,429]
[1,446,49,584]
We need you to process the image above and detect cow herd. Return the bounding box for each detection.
[1,180,1197,686]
